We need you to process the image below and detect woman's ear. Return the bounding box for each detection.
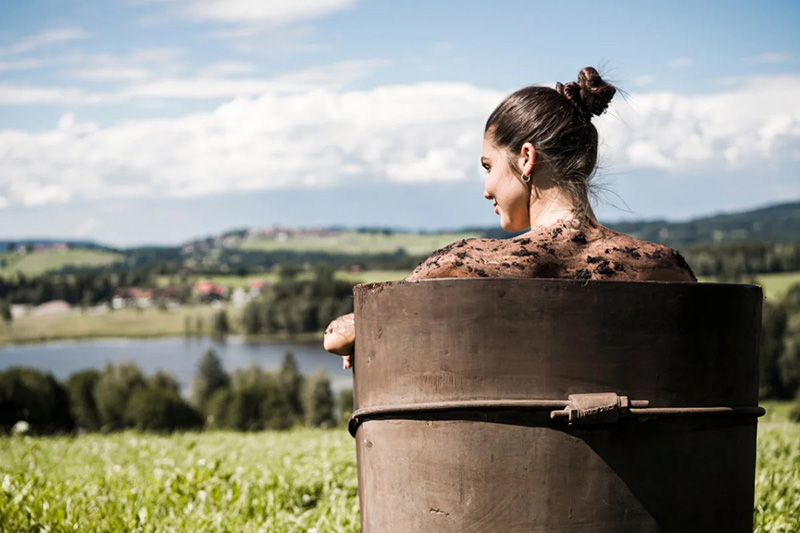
[517,142,536,178]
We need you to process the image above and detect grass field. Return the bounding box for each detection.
[698,271,800,301]
[751,271,800,301]
[0,428,359,532]
[0,305,324,346]
[239,231,480,256]
[0,407,797,531]
[0,249,123,278]
[0,306,222,345]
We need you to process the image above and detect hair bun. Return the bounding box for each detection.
[556,67,616,119]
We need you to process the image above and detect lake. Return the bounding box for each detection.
[0,336,353,394]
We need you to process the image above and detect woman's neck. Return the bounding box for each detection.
[528,188,579,228]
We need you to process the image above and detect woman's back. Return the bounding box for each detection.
[407,217,696,283]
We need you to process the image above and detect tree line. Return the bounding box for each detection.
[760,284,800,402]
[0,350,354,435]
[3,239,800,312]
[0,269,170,307]
[682,241,800,278]
[239,265,354,336]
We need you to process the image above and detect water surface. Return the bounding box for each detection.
[0,336,352,394]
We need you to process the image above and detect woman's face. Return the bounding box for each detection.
[482,134,530,232]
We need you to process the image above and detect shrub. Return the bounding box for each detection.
[191,349,230,412]
[229,365,294,430]
[241,301,261,335]
[761,301,788,399]
[0,367,74,434]
[93,362,147,430]
[337,388,354,424]
[212,310,230,339]
[302,368,335,428]
[226,387,262,431]
[205,387,233,428]
[124,387,202,432]
[0,298,11,324]
[259,382,295,430]
[278,351,304,421]
[148,370,181,394]
[65,369,101,431]
[779,314,800,398]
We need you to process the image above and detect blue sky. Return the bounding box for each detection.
[1,0,798,246]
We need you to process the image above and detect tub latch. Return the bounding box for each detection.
[549,393,648,425]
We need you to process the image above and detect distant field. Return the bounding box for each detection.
[752,271,800,300]
[698,271,800,301]
[239,231,480,255]
[0,306,221,345]
[335,269,408,284]
[0,305,327,346]
[156,270,409,289]
[0,249,123,278]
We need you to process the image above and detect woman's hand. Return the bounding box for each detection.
[322,241,477,369]
[323,312,355,369]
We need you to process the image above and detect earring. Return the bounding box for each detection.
[521,172,531,183]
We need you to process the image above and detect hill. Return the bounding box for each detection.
[0,249,124,278]
[3,199,798,277]
[603,200,800,249]
[0,239,113,253]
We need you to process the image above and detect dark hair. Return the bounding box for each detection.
[484,67,616,220]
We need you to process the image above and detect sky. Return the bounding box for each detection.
[1,0,798,246]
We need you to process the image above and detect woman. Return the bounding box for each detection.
[324,67,696,367]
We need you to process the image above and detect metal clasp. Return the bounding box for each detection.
[550,393,650,425]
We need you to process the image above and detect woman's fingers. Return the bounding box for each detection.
[343,355,352,370]
[323,313,356,355]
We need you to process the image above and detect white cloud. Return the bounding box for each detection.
[0,28,88,57]
[64,47,186,82]
[0,82,499,207]
[0,75,798,209]
[634,75,654,87]
[745,52,792,65]
[181,0,356,25]
[0,59,381,105]
[596,75,800,171]
[0,85,100,105]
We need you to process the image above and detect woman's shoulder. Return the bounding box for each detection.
[406,223,697,283]
[596,229,697,282]
[406,237,512,280]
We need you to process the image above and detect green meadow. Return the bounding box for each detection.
[698,270,800,300]
[0,406,798,532]
[0,249,123,278]
[239,231,480,255]
[0,306,221,345]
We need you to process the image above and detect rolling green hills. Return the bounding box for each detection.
[0,249,124,278]
[238,230,480,256]
[605,200,800,249]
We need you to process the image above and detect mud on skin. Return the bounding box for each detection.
[407,214,697,283]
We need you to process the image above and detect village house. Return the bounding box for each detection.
[193,280,228,303]
[112,288,155,309]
